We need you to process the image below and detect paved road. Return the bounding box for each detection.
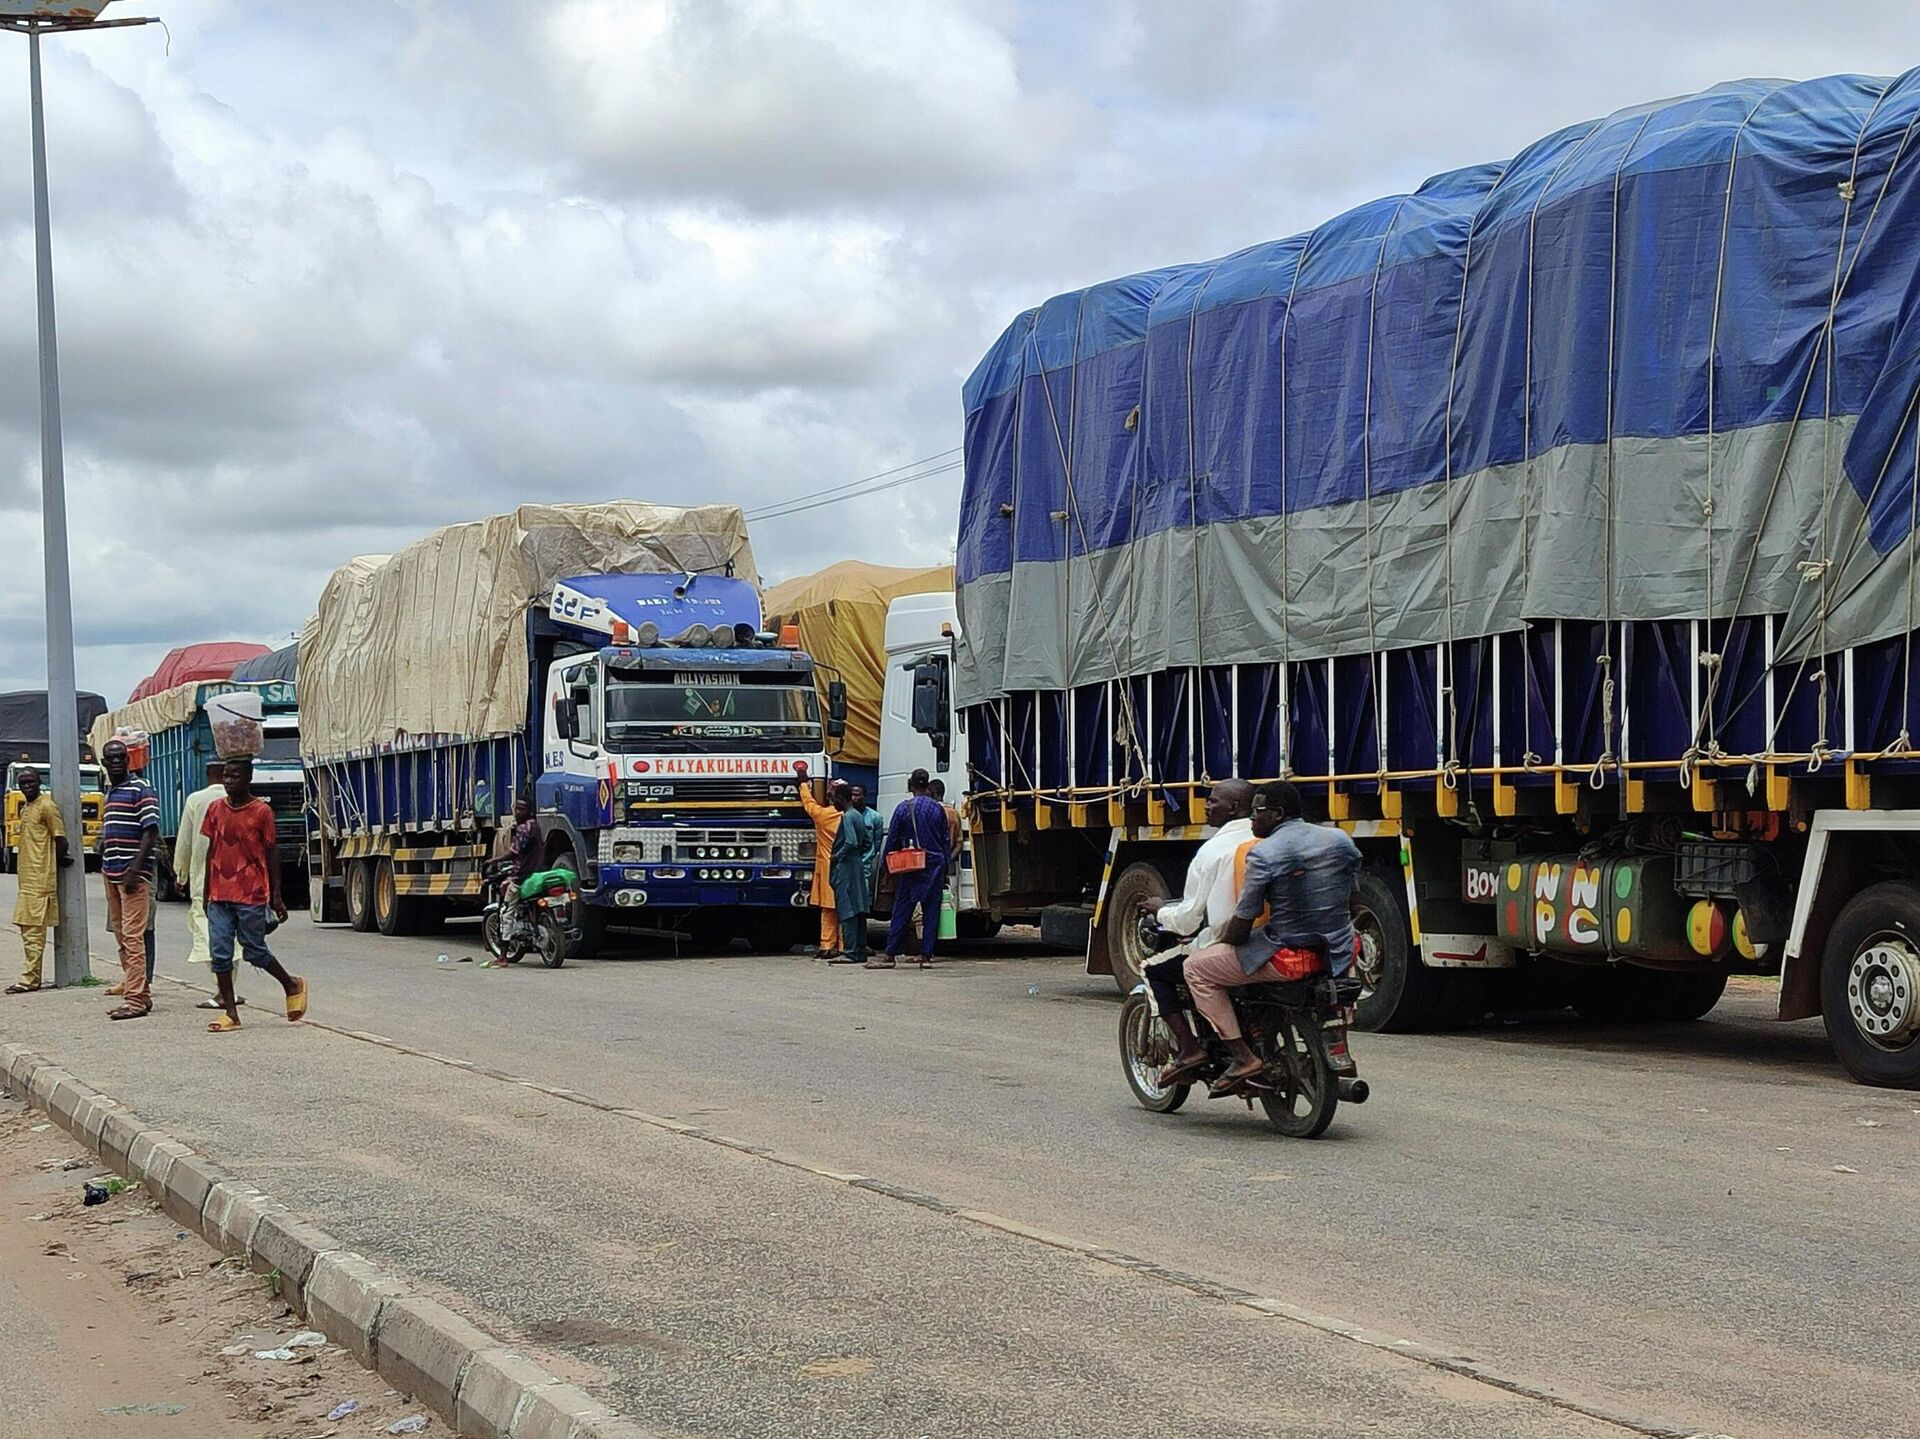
[0,876,1912,1438]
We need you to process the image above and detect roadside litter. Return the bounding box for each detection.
[388,1417,430,1434]
[327,1399,360,1421]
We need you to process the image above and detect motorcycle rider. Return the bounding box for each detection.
[1140,778,1253,1086]
[508,793,541,883]
[1187,780,1361,1093]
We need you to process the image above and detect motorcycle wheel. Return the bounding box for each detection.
[533,911,570,969]
[1118,992,1190,1113]
[1258,1014,1338,1139]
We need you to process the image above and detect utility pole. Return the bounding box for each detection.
[0,3,159,985]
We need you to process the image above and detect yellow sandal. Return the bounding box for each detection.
[285,977,308,1022]
[206,1015,241,1033]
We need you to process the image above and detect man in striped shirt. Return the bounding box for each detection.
[99,739,159,1019]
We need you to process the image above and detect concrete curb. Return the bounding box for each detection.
[0,1041,656,1439]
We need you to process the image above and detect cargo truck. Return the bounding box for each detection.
[89,681,307,904]
[300,504,836,950]
[2,760,105,874]
[0,689,107,870]
[941,71,1920,1087]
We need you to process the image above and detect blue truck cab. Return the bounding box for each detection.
[529,572,830,926]
[307,568,837,948]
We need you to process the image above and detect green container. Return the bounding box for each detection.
[1495,854,1694,963]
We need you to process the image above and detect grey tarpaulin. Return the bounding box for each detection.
[230,643,299,685]
[0,690,108,765]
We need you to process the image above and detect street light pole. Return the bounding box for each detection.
[2,4,158,986]
[24,24,87,986]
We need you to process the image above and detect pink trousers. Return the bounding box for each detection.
[1183,943,1285,1041]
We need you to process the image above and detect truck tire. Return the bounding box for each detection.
[373,859,413,937]
[346,859,375,933]
[1821,881,1920,1088]
[1352,867,1485,1032]
[1091,859,1175,993]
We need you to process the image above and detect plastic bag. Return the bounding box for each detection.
[207,689,264,759]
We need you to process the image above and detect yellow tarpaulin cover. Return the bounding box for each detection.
[762,560,953,769]
[300,503,758,758]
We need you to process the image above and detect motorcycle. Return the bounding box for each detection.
[1117,913,1368,1138]
[482,858,574,969]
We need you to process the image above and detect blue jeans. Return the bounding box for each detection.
[207,901,275,977]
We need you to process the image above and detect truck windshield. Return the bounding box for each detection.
[603,681,820,753]
[259,726,301,764]
[7,764,104,792]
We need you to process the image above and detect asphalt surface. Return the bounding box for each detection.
[0,876,1913,1439]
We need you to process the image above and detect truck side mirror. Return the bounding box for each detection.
[826,681,848,740]
[911,660,951,770]
[910,662,944,734]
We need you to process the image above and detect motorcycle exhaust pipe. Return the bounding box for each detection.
[1337,1078,1370,1104]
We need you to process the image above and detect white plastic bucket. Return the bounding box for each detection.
[207,689,265,758]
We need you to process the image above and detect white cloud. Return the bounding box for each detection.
[528,0,1082,208]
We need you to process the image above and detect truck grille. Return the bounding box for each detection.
[599,826,813,865]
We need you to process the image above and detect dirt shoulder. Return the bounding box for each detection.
[0,1096,427,1439]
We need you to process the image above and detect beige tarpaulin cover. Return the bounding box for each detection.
[762,560,953,768]
[299,503,758,758]
[88,681,205,759]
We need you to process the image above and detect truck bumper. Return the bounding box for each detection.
[589,862,814,911]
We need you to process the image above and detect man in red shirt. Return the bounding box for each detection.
[199,756,307,1033]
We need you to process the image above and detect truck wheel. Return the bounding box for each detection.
[1351,868,1484,1032]
[346,859,375,932]
[957,914,1003,942]
[1091,860,1174,993]
[373,859,413,937]
[1821,882,1920,1088]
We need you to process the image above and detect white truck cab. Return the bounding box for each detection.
[879,591,981,922]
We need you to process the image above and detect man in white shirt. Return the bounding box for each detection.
[173,764,226,977]
[1139,779,1253,1082]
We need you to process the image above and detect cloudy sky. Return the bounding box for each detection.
[0,0,1913,703]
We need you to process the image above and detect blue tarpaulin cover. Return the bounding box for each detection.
[955,72,1920,706]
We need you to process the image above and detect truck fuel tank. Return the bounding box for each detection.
[1494,854,1713,965]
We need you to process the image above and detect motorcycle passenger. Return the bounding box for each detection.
[1187,780,1361,1093]
[1141,778,1253,1086]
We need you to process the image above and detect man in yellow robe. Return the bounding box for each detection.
[793,762,845,956]
[7,767,69,993]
